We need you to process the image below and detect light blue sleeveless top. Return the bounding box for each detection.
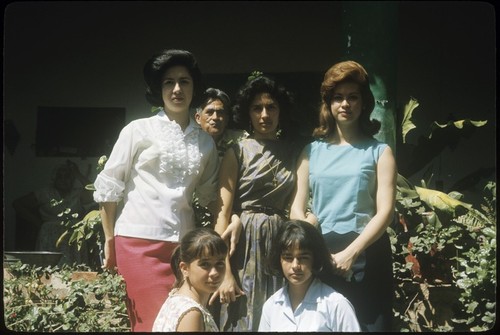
[307,139,387,234]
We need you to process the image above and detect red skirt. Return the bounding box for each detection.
[115,236,178,332]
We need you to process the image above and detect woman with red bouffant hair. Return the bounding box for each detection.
[290,60,397,332]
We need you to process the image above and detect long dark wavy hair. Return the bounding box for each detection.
[313,60,380,140]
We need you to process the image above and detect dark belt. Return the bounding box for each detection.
[241,205,287,218]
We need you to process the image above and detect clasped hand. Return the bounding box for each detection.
[331,249,356,281]
[209,214,245,305]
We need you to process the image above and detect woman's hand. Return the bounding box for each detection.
[102,239,117,272]
[209,273,245,305]
[221,214,243,257]
[331,249,356,281]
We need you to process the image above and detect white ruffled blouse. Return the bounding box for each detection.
[93,110,219,242]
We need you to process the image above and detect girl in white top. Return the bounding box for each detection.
[93,49,219,331]
[153,228,227,332]
[259,220,361,332]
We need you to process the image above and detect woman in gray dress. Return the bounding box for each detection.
[212,74,299,331]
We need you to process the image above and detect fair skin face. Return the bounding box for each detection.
[176,251,226,331]
[195,99,229,143]
[249,92,280,140]
[290,81,397,279]
[329,81,363,144]
[161,65,194,131]
[281,244,314,311]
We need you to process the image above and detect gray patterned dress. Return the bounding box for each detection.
[219,138,297,331]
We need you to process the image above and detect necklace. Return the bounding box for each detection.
[263,154,280,187]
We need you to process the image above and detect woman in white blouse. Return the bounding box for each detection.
[93,49,219,332]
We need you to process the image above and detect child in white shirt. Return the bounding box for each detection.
[259,220,361,332]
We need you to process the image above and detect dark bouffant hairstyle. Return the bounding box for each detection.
[313,60,380,139]
[268,220,337,286]
[170,228,228,289]
[143,49,204,107]
[232,75,295,139]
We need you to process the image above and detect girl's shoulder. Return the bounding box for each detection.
[153,293,205,331]
[316,280,353,304]
[266,285,288,304]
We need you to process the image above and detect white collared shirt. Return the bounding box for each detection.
[259,278,361,332]
[93,110,218,242]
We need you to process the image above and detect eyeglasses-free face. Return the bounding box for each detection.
[329,81,363,126]
[249,92,280,140]
[161,65,194,114]
[195,99,229,140]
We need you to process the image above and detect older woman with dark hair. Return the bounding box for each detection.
[290,60,397,331]
[212,74,300,331]
[93,49,219,332]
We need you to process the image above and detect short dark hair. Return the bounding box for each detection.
[143,49,204,107]
[232,75,295,139]
[268,220,337,285]
[196,88,231,113]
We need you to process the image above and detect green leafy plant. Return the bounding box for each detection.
[389,98,495,331]
[57,156,108,270]
[3,262,130,332]
[451,182,496,331]
[390,180,496,331]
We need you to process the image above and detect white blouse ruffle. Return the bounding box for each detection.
[92,109,219,242]
[156,107,201,183]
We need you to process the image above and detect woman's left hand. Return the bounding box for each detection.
[331,249,356,281]
[221,214,243,256]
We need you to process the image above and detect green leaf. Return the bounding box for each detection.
[401,98,419,143]
[55,231,69,247]
[429,119,488,139]
[151,106,162,114]
[248,70,264,81]
[415,186,472,214]
[482,227,496,238]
